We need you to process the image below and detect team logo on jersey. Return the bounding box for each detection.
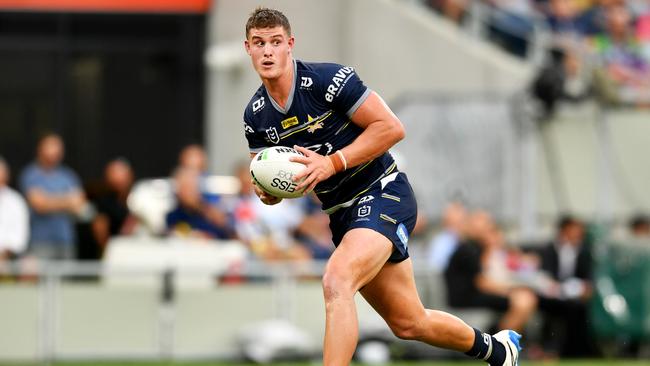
[266,127,280,144]
[307,120,324,133]
[300,77,313,88]
[325,66,354,102]
[243,122,254,134]
[252,96,265,113]
[358,195,374,204]
[281,116,299,129]
[358,205,371,218]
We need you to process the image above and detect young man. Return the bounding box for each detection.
[242,7,521,366]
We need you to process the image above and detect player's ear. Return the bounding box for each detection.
[287,36,295,52]
[244,40,251,55]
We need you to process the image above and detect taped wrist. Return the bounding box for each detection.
[328,150,347,173]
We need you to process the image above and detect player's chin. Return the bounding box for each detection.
[257,67,279,79]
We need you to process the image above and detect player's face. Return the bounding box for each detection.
[245,26,294,81]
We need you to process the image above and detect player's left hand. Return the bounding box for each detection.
[290,145,335,194]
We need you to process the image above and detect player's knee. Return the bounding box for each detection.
[322,269,355,303]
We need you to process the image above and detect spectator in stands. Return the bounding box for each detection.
[487,0,537,57]
[589,3,650,106]
[579,0,625,36]
[482,226,542,291]
[637,5,650,60]
[0,157,29,266]
[231,162,311,261]
[444,210,538,333]
[294,194,334,260]
[545,0,590,42]
[628,213,650,238]
[19,133,90,260]
[91,158,137,255]
[539,216,592,298]
[177,144,220,206]
[427,201,467,273]
[538,215,596,357]
[531,46,590,117]
[428,0,470,25]
[179,143,208,172]
[166,167,233,240]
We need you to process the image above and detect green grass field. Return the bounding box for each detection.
[2,361,644,366]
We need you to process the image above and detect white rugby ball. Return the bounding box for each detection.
[250,146,306,199]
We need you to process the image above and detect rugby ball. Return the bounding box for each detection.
[250,146,306,199]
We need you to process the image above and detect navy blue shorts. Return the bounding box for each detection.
[328,172,418,263]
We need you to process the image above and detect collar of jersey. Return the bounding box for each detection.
[266,58,297,115]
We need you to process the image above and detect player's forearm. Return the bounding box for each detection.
[340,117,404,169]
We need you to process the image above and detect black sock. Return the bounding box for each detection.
[464,328,506,365]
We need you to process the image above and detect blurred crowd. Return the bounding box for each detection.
[0,132,334,273]
[428,0,650,109]
[428,201,650,359]
[2,133,649,356]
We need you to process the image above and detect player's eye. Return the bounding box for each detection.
[255,41,264,46]
[273,40,281,46]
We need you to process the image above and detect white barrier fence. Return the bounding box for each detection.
[0,256,465,363]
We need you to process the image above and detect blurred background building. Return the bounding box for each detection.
[0,0,649,363]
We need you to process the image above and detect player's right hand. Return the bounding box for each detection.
[252,180,283,205]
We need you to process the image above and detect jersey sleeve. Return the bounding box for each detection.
[243,111,267,154]
[319,64,371,117]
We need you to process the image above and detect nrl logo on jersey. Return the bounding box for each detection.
[300,77,313,89]
[252,96,265,113]
[266,127,280,144]
[357,205,371,218]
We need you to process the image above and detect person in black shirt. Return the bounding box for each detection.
[538,215,597,357]
[445,211,538,333]
[92,158,137,256]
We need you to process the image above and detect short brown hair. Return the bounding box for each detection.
[245,7,291,38]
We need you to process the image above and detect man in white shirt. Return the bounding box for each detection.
[539,215,596,357]
[0,157,29,262]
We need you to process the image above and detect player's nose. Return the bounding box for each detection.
[263,43,273,56]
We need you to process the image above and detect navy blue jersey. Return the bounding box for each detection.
[243,59,397,211]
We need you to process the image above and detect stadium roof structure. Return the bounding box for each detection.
[0,0,210,13]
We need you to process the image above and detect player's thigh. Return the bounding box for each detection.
[359,258,427,325]
[324,228,393,293]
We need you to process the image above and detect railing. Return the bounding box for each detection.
[0,259,332,362]
[2,258,454,362]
